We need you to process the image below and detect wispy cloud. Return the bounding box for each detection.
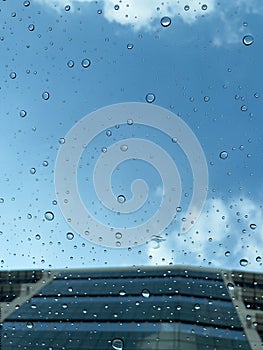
[146,195,263,271]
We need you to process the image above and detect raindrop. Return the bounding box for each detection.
[111,338,124,350]
[225,251,231,257]
[254,92,260,98]
[35,234,41,240]
[26,322,33,329]
[106,129,112,137]
[127,43,134,49]
[30,167,36,174]
[116,241,121,247]
[127,119,133,125]
[242,35,254,46]
[204,96,210,102]
[240,258,248,267]
[241,105,248,111]
[9,72,16,79]
[250,223,256,230]
[219,151,228,159]
[101,147,107,153]
[160,16,171,27]
[117,195,126,203]
[227,282,235,291]
[119,290,126,296]
[42,91,50,100]
[28,24,35,31]
[44,211,54,221]
[11,12,16,17]
[81,58,91,68]
[97,9,102,14]
[145,93,156,103]
[23,1,30,6]
[256,256,262,262]
[20,110,27,118]
[66,232,74,240]
[142,289,150,298]
[115,232,122,239]
[171,137,177,143]
[65,5,71,11]
[176,305,182,310]
[194,303,200,310]
[120,144,128,152]
[62,304,68,309]
[201,4,208,10]
[59,138,65,144]
[42,160,48,167]
[114,5,119,10]
[67,60,74,68]
[184,5,190,11]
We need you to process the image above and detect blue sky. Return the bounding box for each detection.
[0,0,262,271]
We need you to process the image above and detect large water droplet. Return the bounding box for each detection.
[111,338,124,350]
[120,144,128,152]
[240,258,248,267]
[65,5,71,11]
[23,1,30,6]
[142,289,150,298]
[227,282,235,291]
[9,72,16,79]
[201,4,208,10]
[117,195,126,203]
[184,5,190,11]
[26,322,33,329]
[81,58,91,68]
[219,151,228,159]
[44,211,54,221]
[160,16,171,27]
[20,110,27,118]
[115,232,122,239]
[67,60,74,68]
[145,93,156,103]
[194,303,201,310]
[42,91,50,100]
[250,223,256,230]
[242,35,254,46]
[28,24,35,31]
[66,232,74,240]
[30,167,36,174]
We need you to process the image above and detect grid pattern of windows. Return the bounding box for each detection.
[0,267,254,349]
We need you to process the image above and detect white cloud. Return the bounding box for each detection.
[146,195,263,272]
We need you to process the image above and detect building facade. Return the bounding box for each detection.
[0,266,262,349]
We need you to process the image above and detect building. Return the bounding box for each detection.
[0,266,262,349]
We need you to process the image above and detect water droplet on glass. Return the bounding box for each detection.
[171,137,177,143]
[28,24,35,31]
[240,258,248,267]
[256,256,262,262]
[30,167,36,174]
[116,241,121,247]
[145,93,156,103]
[9,72,16,79]
[184,5,190,11]
[225,251,230,257]
[201,4,208,10]
[44,211,54,221]
[35,234,41,240]
[204,96,210,102]
[241,105,248,111]
[66,232,74,240]
[242,35,254,46]
[127,43,134,49]
[119,290,126,296]
[219,151,228,159]
[106,129,112,137]
[194,303,201,310]
[114,5,120,10]
[227,282,235,291]
[65,5,71,11]
[81,58,91,68]
[97,9,102,14]
[42,160,48,167]
[111,338,124,350]
[254,92,260,98]
[42,91,50,100]
[127,119,133,125]
[11,12,16,17]
[142,289,150,298]
[120,144,128,152]
[67,60,74,68]
[115,232,122,239]
[24,1,30,6]
[117,195,126,203]
[20,110,27,118]
[160,16,171,27]
[250,223,256,230]
[59,138,65,144]
[101,147,107,153]
[26,322,33,329]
